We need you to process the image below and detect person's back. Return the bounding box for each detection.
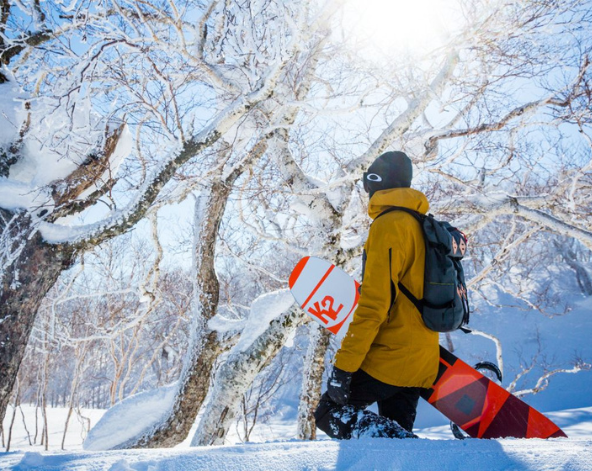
[335,186,439,388]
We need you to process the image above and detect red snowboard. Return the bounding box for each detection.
[289,256,567,439]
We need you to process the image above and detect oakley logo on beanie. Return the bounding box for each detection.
[363,151,413,197]
[366,173,382,182]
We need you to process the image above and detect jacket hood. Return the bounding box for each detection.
[368,187,429,219]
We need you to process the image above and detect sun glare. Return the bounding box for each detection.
[342,0,465,58]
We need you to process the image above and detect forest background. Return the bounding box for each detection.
[1,0,592,452]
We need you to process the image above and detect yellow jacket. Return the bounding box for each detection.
[334,187,439,388]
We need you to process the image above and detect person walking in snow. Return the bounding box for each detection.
[314,151,438,439]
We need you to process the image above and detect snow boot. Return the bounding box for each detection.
[352,410,418,439]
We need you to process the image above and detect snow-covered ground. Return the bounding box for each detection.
[2,404,592,470]
[2,262,592,469]
[2,436,591,471]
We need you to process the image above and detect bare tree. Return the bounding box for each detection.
[0,0,330,424]
[237,343,295,442]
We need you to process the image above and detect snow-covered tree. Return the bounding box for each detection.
[0,0,337,425]
[3,0,592,449]
[194,0,592,444]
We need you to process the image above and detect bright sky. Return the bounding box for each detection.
[342,0,466,57]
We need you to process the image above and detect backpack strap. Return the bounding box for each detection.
[375,206,425,314]
[397,280,423,312]
[376,206,424,223]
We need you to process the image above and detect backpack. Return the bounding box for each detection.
[375,206,470,333]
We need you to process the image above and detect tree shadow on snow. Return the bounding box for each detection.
[332,436,526,471]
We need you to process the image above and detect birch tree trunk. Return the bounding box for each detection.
[122,139,267,447]
[191,306,304,446]
[123,177,233,448]
[297,323,331,440]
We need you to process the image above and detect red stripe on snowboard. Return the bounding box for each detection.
[527,407,567,438]
[289,256,309,289]
[475,381,511,437]
[302,265,335,310]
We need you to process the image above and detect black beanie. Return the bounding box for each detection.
[363,151,413,197]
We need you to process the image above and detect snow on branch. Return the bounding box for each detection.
[346,51,459,175]
[36,0,311,246]
[423,98,551,153]
[48,123,130,221]
[39,102,262,246]
[468,224,539,288]
[466,194,592,252]
[511,361,592,398]
[421,53,591,159]
[232,289,295,353]
[0,29,52,78]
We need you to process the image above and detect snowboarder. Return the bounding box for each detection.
[314,151,438,439]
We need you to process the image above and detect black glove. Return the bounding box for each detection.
[327,367,353,405]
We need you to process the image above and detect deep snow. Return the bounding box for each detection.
[2,405,592,470]
[1,435,591,470]
[83,383,179,451]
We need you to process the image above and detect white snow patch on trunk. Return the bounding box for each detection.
[207,314,246,335]
[234,289,295,352]
[83,382,178,451]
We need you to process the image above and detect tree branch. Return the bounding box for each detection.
[48,124,127,221]
[346,51,459,174]
[0,29,52,68]
[467,194,592,251]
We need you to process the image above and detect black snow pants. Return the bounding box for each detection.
[314,369,422,439]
